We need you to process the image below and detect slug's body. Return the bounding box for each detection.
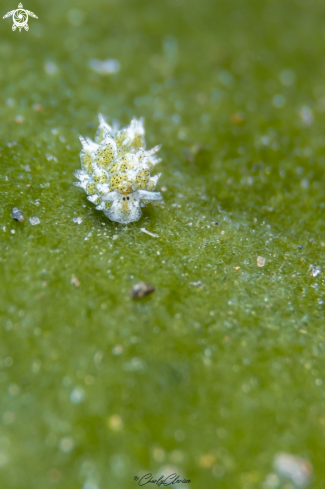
[74,115,162,223]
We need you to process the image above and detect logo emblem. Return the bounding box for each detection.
[3,3,38,32]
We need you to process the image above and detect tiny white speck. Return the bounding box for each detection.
[29,217,40,226]
[73,217,83,224]
[112,344,123,356]
[301,179,309,189]
[261,136,270,146]
[89,59,120,74]
[140,227,159,238]
[310,265,321,277]
[44,62,58,75]
[299,106,314,126]
[257,256,266,267]
[70,387,85,404]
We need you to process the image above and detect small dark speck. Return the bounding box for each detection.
[213,221,218,225]
[298,245,304,249]
[223,276,227,281]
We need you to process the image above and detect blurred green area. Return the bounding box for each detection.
[1,0,325,487]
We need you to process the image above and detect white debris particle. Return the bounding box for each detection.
[70,387,85,404]
[32,103,43,112]
[131,282,155,299]
[29,217,40,226]
[15,115,24,124]
[112,344,123,356]
[140,227,159,238]
[309,265,321,277]
[273,452,312,487]
[189,281,203,287]
[123,357,145,371]
[299,106,314,126]
[72,217,83,225]
[46,153,58,162]
[301,179,309,189]
[112,235,118,240]
[257,256,266,267]
[59,436,74,454]
[44,62,58,75]
[24,165,31,172]
[261,135,270,146]
[89,59,120,74]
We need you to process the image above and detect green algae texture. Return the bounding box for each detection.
[1,0,325,488]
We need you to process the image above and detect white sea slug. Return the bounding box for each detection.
[74,114,163,224]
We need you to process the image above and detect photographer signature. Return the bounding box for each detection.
[134,473,191,486]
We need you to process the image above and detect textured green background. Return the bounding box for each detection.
[0,0,325,487]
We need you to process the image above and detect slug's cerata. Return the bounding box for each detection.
[74,114,162,224]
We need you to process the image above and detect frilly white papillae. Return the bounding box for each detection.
[74,114,163,224]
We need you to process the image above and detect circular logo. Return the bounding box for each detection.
[13,9,28,27]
